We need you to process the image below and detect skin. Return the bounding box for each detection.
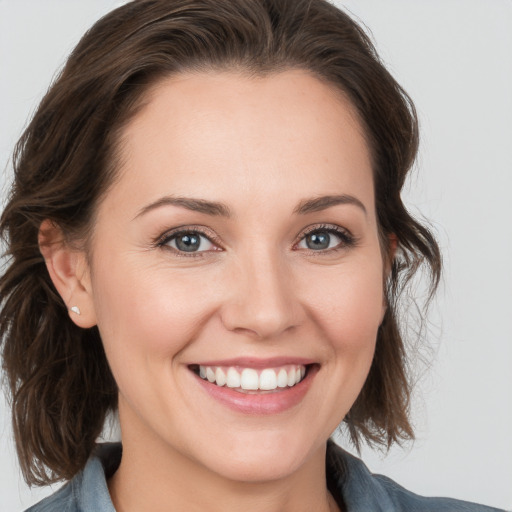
[41,69,388,512]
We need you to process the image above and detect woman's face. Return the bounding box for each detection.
[85,69,386,481]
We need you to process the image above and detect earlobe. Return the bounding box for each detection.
[38,220,97,328]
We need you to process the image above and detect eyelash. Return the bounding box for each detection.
[299,224,357,255]
[155,225,221,258]
[155,224,357,258]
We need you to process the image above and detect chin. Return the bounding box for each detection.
[191,431,322,483]
[208,453,304,483]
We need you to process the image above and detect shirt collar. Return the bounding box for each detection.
[326,440,395,511]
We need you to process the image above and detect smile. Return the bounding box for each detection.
[194,364,307,392]
[189,361,318,414]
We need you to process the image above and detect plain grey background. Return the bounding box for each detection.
[1,1,511,510]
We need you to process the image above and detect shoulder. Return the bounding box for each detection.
[326,440,505,512]
[24,480,78,512]
[24,443,121,512]
[372,472,502,512]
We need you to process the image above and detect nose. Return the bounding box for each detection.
[220,250,303,339]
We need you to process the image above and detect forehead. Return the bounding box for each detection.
[106,69,374,219]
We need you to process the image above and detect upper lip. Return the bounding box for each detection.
[189,356,317,368]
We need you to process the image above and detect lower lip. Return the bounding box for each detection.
[192,365,318,415]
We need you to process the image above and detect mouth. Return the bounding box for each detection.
[188,361,319,414]
[188,363,311,393]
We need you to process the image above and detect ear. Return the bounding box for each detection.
[380,233,398,322]
[38,219,97,328]
[386,234,398,272]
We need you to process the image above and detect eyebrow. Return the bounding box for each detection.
[294,194,367,216]
[134,196,233,220]
[134,193,366,220]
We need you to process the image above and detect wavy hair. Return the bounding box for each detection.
[0,0,441,485]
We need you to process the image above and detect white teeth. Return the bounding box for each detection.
[206,367,216,383]
[259,369,277,390]
[277,368,288,388]
[215,367,226,387]
[197,364,308,391]
[226,367,241,388]
[287,367,296,386]
[241,368,259,390]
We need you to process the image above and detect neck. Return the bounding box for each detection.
[108,430,340,512]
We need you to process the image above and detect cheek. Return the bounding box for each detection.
[91,260,219,365]
[89,264,201,415]
[295,257,384,425]
[307,259,385,351]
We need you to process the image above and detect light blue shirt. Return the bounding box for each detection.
[26,442,504,511]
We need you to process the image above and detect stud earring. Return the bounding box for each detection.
[70,306,81,315]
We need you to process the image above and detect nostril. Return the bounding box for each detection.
[219,280,302,339]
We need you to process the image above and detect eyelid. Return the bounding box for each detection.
[154,223,356,257]
[293,223,357,252]
[155,225,223,256]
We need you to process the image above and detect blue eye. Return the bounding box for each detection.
[297,227,354,252]
[162,231,216,253]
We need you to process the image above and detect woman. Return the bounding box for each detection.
[0,0,506,510]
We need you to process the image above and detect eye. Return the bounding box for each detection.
[296,225,355,252]
[159,229,218,254]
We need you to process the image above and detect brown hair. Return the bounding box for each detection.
[0,0,441,486]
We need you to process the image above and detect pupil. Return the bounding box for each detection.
[307,232,330,250]
[176,234,200,252]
